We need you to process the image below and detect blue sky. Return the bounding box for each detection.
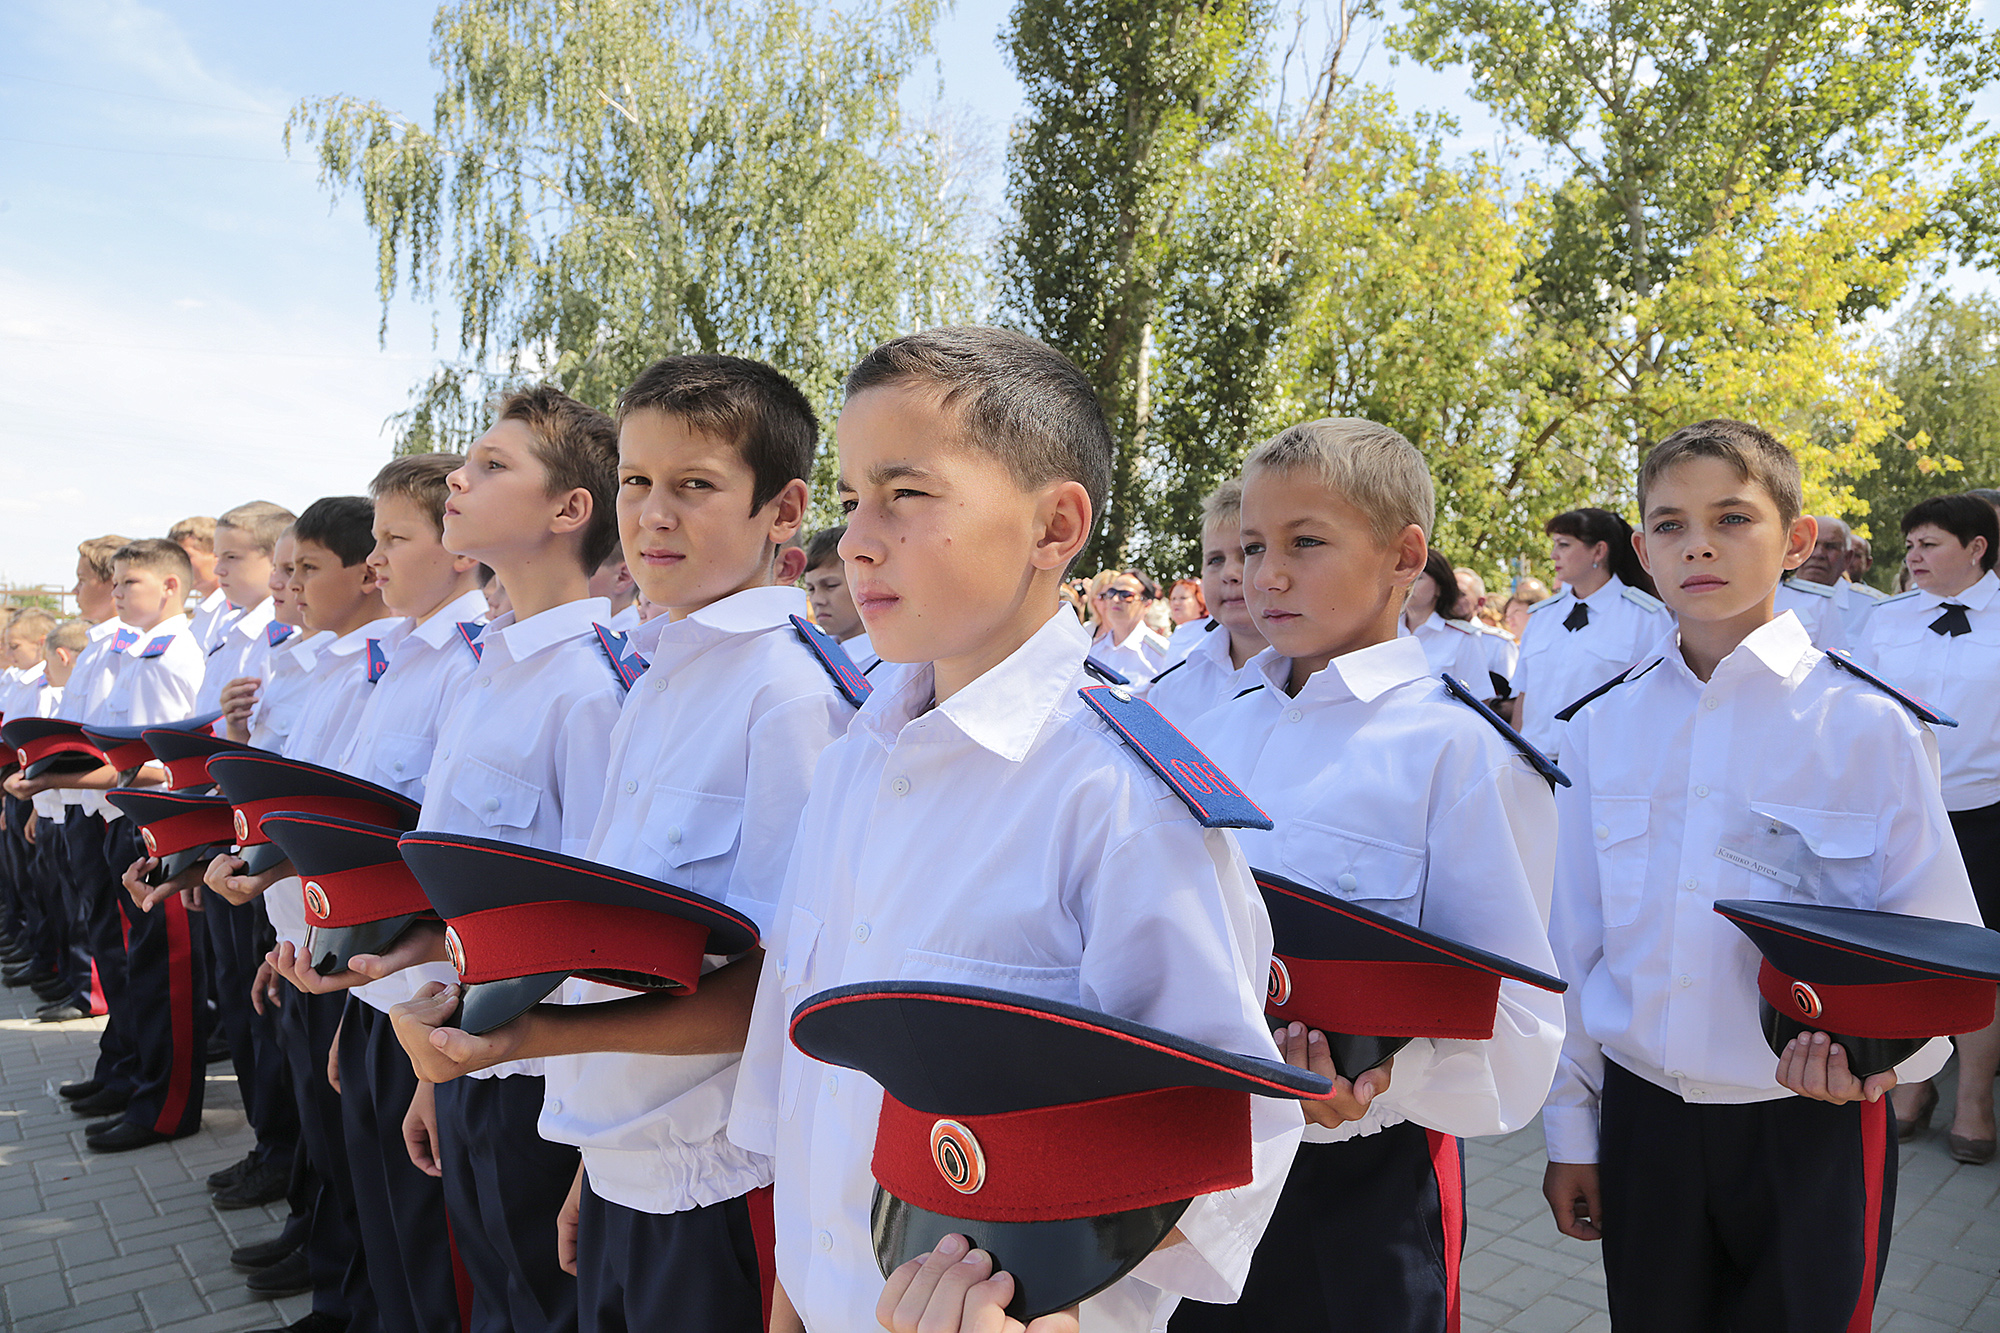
[0,0,1984,587]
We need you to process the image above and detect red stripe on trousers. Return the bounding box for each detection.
[151,896,195,1134]
[1847,1097,1890,1333]
[445,1209,474,1332]
[1426,1129,1465,1333]
[86,958,104,1015]
[748,1183,776,1332]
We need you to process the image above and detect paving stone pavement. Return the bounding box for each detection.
[4,979,1998,1332]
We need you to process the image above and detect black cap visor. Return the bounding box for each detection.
[456,971,572,1035]
[1758,1003,1928,1080]
[24,751,106,781]
[241,842,291,877]
[308,915,423,977]
[872,1187,1189,1322]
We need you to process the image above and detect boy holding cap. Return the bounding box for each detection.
[728,327,1295,1333]
[1542,419,1980,1331]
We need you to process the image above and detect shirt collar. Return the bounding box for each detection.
[633,584,807,660]
[408,590,493,649]
[482,596,612,664]
[199,588,227,613]
[1661,610,1812,687]
[327,615,407,658]
[855,607,1087,763]
[89,619,121,643]
[1251,633,1428,704]
[1100,620,1155,654]
[127,614,190,652]
[1572,574,1625,607]
[1919,568,2000,611]
[226,599,276,640]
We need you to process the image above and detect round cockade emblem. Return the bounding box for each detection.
[303,882,330,921]
[140,826,157,857]
[1267,958,1292,1008]
[443,925,467,977]
[1791,980,1823,1020]
[930,1119,986,1195]
[233,809,250,843]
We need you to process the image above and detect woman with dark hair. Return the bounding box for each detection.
[1510,508,1671,761]
[1401,550,1517,699]
[1862,493,2000,1161]
[1085,568,1172,684]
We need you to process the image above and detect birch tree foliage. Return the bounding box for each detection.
[286,0,984,461]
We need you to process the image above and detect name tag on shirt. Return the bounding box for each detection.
[1715,844,1801,889]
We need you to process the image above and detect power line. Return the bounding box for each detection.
[0,70,276,117]
[0,134,305,166]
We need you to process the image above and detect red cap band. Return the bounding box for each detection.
[162,751,222,791]
[232,795,408,847]
[0,742,16,767]
[136,807,236,859]
[1757,959,1996,1040]
[441,900,710,991]
[872,1085,1251,1223]
[17,733,104,769]
[96,739,155,771]
[302,861,430,927]
[1265,955,1502,1040]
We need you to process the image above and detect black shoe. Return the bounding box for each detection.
[2,964,39,986]
[211,1158,290,1209]
[229,1232,299,1272]
[243,1312,348,1333]
[36,1001,90,1023]
[58,1078,103,1101]
[206,1032,231,1064]
[30,976,71,1003]
[1,945,31,965]
[208,1151,255,1191]
[242,1249,312,1297]
[69,1086,131,1117]
[86,1120,182,1153]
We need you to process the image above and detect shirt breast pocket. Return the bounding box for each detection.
[1589,795,1651,928]
[1278,819,1425,920]
[638,787,745,898]
[449,757,539,832]
[370,731,433,791]
[777,905,823,1122]
[898,949,1082,1005]
[1743,802,1880,909]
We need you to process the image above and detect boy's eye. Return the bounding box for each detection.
[1652,520,1680,534]
[839,499,858,515]
[1293,536,1323,549]
[1242,542,1265,556]
[893,488,927,500]
[682,478,714,491]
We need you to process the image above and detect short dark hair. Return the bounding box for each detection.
[497,385,621,571]
[1902,493,1999,572]
[112,538,195,585]
[1545,507,1655,597]
[804,526,845,572]
[844,326,1112,532]
[1640,419,1803,525]
[292,497,376,568]
[1420,550,1467,620]
[370,454,462,535]
[618,355,819,518]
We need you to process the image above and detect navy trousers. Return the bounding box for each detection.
[435,1073,579,1333]
[105,819,211,1137]
[1598,1059,1894,1333]
[339,1000,466,1333]
[575,1180,771,1333]
[279,982,370,1328]
[35,817,97,1011]
[63,813,133,1092]
[1169,1121,1466,1333]
[203,892,294,1166]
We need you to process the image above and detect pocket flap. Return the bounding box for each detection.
[370,731,433,788]
[1749,802,1876,860]
[1589,795,1649,848]
[450,757,539,830]
[639,787,746,872]
[1279,819,1424,902]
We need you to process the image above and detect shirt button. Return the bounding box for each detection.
[853,922,871,943]
[480,678,492,689]
[1679,975,1693,988]
[1336,872,1359,892]
[1684,877,1698,891]
[393,761,404,773]
[546,1098,564,1115]
[624,781,637,795]
[891,777,911,797]
[824,1074,839,1096]
[1703,698,1718,710]
[1694,785,1709,797]
[665,825,682,844]
[817,1230,833,1253]
[1594,824,1609,840]
[1286,708,1303,723]
[482,797,500,813]
[1668,1069,1684,1079]
[654,679,667,692]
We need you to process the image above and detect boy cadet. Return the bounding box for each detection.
[18,619,87,1018]
[802,524,882,673]
[727,327,1295,1333]
[1541,420,1979,1331]
[1143,480,1267,728]
[389,355,857,1332]
[171,515,227,650]
[195,503,292,714]
[1169,421,1562,1333]
[0,611,75,1018]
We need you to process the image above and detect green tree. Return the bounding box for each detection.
[1001,0,1270,568]
[288,0,984,496]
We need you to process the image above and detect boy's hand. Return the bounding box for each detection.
[327,1012,343,1092]
[22,816,35,845]
[3,772,40,799]
[878,1234,1080,1333]
[556,1163,585,1276]
[1776,1031,1897,1105]
[122,855,192,913]
[220,677,261,742]
[1277,1022,1392,1127]
[389,982,526,1082]
[1542,1161,1603,1241]
[273,919,447,995]
[205,851,285,906]
[403,1080,443,1177]
[250,959,285,1015]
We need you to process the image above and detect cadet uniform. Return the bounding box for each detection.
[1400,612,1517,698]
[188,587,232,656]
[1855,570,2000,926]
[840,630,883,677]
[193,596,275,715]
[1512,576,1669,760]
[1087,620,1172,686]
[1174,636,1564,1333]
[731,609,1300,1333]
[416,595,624,1333]
[1772,575,1849,651]
[1142,621,1252,730]
[1546,612,1979,1331]
[536,586,856,1333]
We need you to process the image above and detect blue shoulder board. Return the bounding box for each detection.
[1082,657,1130,686]
[138,634,175,660]
[592,624,648,692]
[365,638,390,685]
[266,622,294,648]
[1440,673,1570,789]
[110,628,139,653]
[1077,683,1272,829]
[788,615,871,709]
[456,621,484,663]
[1823,650,1958,727]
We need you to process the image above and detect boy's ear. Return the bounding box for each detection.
[762,478,811,547]
[451,552,481,576]
[1782,514,1817,571]
[549,487,593,539]
[359,561,381,592]
[1030,480,1093,573]
[1390,524,1428,588]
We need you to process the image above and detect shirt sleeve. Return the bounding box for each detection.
[553,685,624,859]
[1543,720,1610,1164]
[728,694,853,935]
[726,792,823,1159]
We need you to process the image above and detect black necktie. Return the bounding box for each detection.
[1930,603,1971,637]
[1564,600,1590,632]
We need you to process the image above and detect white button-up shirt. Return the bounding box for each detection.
[1543,613,1978,1164]
[96,615,206,824]
[1512,576,1671,759]
[188,587,231,655]
[55,620,126,817]
[730,609,1299,1333]
[418,596,624,1081]
[284,616,408,768]
[1400,613,1517,695]
[250,630,333,755]
[1854,569,2000,811]
[1087,620,1172,685]
[4,665,65,821]
[1772,576,1850,652]
[540,586,854,1215]
[1143,621,1254,730]
[195,599,275,715]
[1190,636,1563,1146]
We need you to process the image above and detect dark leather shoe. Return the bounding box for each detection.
[69,1087,131,1117]
[229,1232,299,1272]
[2,964,41,987]
[243,1248,312,1296]
[58,1078,103,1101]
[212,1158,290,1209]
[31,977,71,1003]
[208,1151,255,1191]
[86,1120,180,1153]
[206,1032,231,1064]
[36,1001,90,1023]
